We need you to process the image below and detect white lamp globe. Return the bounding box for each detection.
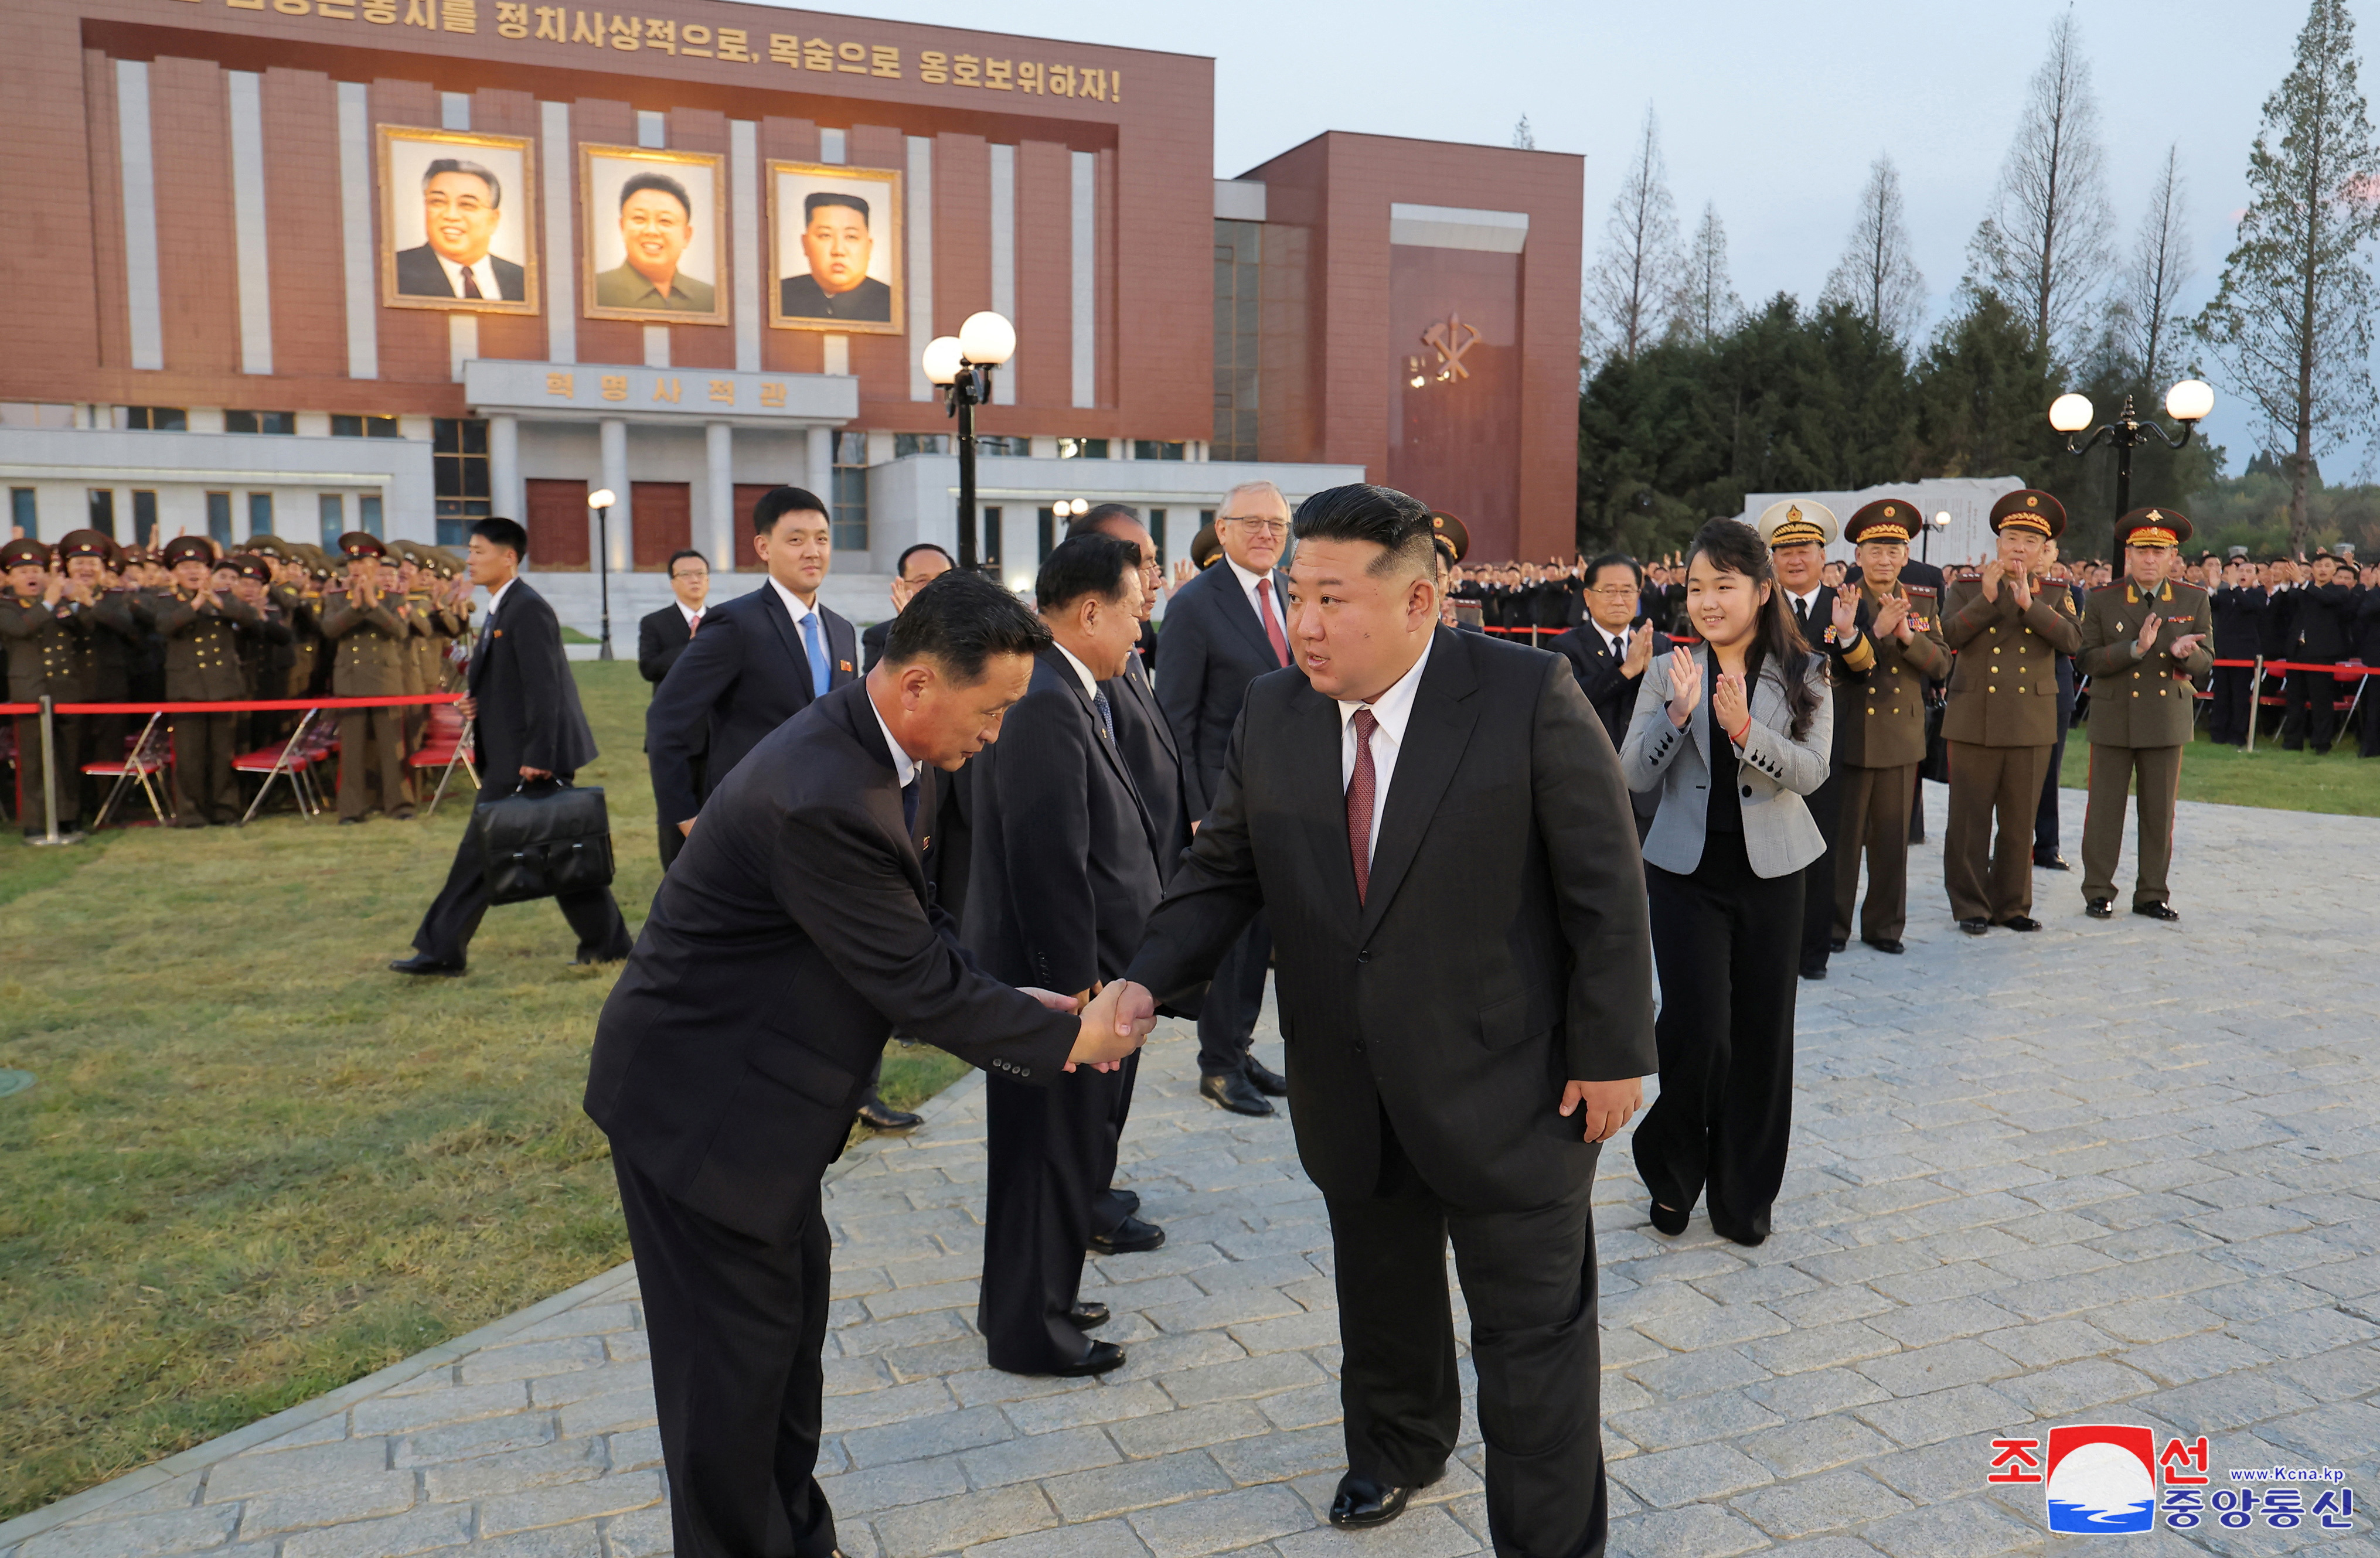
[2166,379,2215,422]
[2048,393,2095,434]
[959,311,1017,366]
[588,488,617,509]
[921,336,964,386]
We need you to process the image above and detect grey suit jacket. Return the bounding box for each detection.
[1620,645,1831,879]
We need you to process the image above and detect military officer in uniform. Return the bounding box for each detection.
[1828,501,1949,954]
[2078,508,2214,921]
[1939,490,2082,936]
[321,532,419,823]
[152,536,261,826]
[2,538,93,839]
[1756,500,1861,979]
[57,529,148,816]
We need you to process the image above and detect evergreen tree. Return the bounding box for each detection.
[2195,0,2380,552]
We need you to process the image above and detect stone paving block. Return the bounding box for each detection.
[550,1387,655,1439]
[1734,1468,1910,1538]
[1113,1403,1271,1461]
[456,1337,611,1386]
[2270,1342,2380,1405]
[1866,1297,2024,1350]
[1156,1352,1326,1410]
[394,1413,558,1468]
[2229,1304,2379,1361]
[1224,1310,1340,1356]
[2118,1333,2276,1387]
[1862,1431,2007,1506]
[18,1508,240,1558]
[350,1381,533,1437]
[1620,1345,1767,1400]
[1972,1318,2111,1370]
[1603,1503,1769,1558]
[1129,1484,1312,1558]
[598,1506,671,1558]
[961,1426,1123,1489]
[1744,1321,1898,1378]
[606,1425,662,1474]
[1203,1424,1344,1487]
[278,1506,475,1558]
[1270,1505,1481,1558]
[1990,1358,2159,1418]
[235,1474,420,1537]
[2255,1400,2380,1464]
[1607,1440,1772,1509]
[1608,1389,1779,1451]
[840,1404,1016,1469]
[814,1454,969,1515]
[960,1519,1156,1558]
[1745,1366,1890,1421]
[873,1485,1060,1556]
[1042,1451,1234,1523]
[418,1439,605,1503]
[1738,1413,1894,1480]
[1853,1494,2038,1558]
[1254,1383,1341,1434]
[203,1440,395,1501]
[1856,1340,2022,1399]
[459,1528,602,1558]
[1854,1385,2028,1450]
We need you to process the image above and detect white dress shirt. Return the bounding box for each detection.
[436,253,504,301]
[1785,586,1823,635]
[1224,554,1287,661]
[1053,640,1101,703]
[479,575,516,647]
[677,601,703,632]
[767,575,826,642]
[868,691,918,790]
[1336,636,1434,869]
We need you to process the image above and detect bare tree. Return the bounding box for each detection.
[2118,145,2195,390]
[2197,0,2380,550]
[1583,108,1684,367]
[1821,154,1927,344]
[1670,203,1741,346]
[1512,115,1536,151]
[1966,8,2116,363]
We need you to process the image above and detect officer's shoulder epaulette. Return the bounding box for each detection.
[2167,578,2209,598]
[1947,565,1983,582]
[1903,582,1938,599]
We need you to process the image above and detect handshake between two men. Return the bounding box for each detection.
[1036,980,1159,1072]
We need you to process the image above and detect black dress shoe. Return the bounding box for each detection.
[1798,958,1828,981]
[1329,1472,1414,1529]
[1088,1215,1166,1256]
[855,1098,922,1133]
[1241,1055,1288,1096]
[1997,915,2042,932]
[1711,1215,1770,1248]
[1828,936,1849,953]
[1959,918,1990,936]
[2034,850,2072,871]
[1861,936,1905,954]
[2133,902,2180,922]
[2085,898,2115,919]
[1048,1341,1126,1378]
[1649,1201,1690,1236]
[389,955,465,977]
[338,816,365,826]
[1068,1302,1111,1330]
[1199,1071,1275,1116]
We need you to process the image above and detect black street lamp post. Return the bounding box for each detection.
[588,487,617,660]
[2048,381,2215,566]
[922,312,1016,572]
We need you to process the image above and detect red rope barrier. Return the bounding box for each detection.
[0,694,463,717]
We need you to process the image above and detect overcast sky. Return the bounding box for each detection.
[819,0,2327,466]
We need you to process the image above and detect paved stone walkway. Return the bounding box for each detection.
[6,786,2378,1557]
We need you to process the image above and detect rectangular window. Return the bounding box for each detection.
[359,495,384,538]
[9,489,35,536]
[433,417,491,548]
[122,406,189,431]
[1213,219,1261,460]
[225,410,297,434]
[1132,441,1186,461]
[205,492,232,544]
[831,431,869,552]
[1037,506,1055,562]
[88,489,117,538]
[247,492,273,537]
[319,493,345,546]
[893,432,948,456]
[977,435,1029,457]
[1056,438,1109,459]
[1149,507,1167,564]
[980,505,1002,570]
[331,414,401,438]
[132,490,157,541]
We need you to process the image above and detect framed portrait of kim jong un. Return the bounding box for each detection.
[580,144,730,326]
[377,126,540,316]
[767,162,905,335]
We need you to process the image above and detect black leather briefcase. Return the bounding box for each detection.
[476,780,615,904]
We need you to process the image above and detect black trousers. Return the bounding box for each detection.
[1637,829,1802,1242]
[656,754,704,870]
[2036,684,2076,852]
[1091,1049,1141,1237]
[614,1155,840,1558]
[409,775,632,967]
[168,710,237,826]
[2210,664,2255,745]
[1798,768,1840,972]
[1328,1116,1608,1558]
[2363,681,2380,758]
[13,711,88,833]
[1196,909,1272,1077]
[979,1063,1127,1372]
[2282,662,2338,751]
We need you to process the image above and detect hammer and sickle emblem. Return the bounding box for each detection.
[1421,315,1481,382]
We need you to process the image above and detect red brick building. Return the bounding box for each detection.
[1,0,1583,592]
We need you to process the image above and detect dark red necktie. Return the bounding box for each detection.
[1258,578,1290,668]
[1347,707,1378,902]
[460,268,484,299]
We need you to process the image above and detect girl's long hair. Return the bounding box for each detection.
[1683,518,1823,742]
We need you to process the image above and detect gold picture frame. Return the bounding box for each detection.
[580,144,730,327]
[377,126,539,316]
[767,161,905,336]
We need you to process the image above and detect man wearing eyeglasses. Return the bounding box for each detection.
[1155,479,1298,1118]
[639,548,711,870]
[1548,554,1659,843]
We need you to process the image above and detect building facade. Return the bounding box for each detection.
[4,0,1583,614]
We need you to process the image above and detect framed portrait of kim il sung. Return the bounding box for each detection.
[581,144,729,326]
[377,125,539,315]
[767,162,904,335]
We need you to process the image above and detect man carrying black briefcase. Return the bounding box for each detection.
[393,517,632,977]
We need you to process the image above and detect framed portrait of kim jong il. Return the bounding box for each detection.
[767,162,904,335]
[378,126,539,315]
[581,145,729,325]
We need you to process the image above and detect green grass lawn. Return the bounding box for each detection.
[2057,720,2380,816]
[0,663,965,1519]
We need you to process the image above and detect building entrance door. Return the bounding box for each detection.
[526,478,590,568]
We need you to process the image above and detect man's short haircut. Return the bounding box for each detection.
[1067,502,1142,541]
[1035,533,1138,615]
[1587,551,1643,589]
[619,171,692,217]
[666,548,707,573]
[895,541,954,578]
[803,191,871,226]
[472,516,529,561]
[1289,483,1435,579]
[751,486,830,536]
[881,570,1050,681]
[1218,479,1286,517]
[423,158,500,207]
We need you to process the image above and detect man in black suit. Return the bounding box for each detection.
[1548,552,1659,843]
[1152,478,1298,1117]
[966,534,1162,1376]
[393,519,631,976]
[2283,550,2354,752]
[587,572,1153,1558]
[1112,484,1655,1554]
[860,543,954,671]
[648,487,859,837]
[639,548,710,870]
[392,159,527,302]
[2208,548,2265,746]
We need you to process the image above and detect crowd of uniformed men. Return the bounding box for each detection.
[2,529,474,838]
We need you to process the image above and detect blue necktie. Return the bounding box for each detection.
[1092,687,1115,744]
[901,776,918,836]
[800,611,829,699]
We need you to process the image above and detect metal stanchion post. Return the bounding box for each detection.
[2246,656,2262,754]
[37,695,63,846]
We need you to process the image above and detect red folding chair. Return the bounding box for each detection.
[412,714,478,816]
[84,712,174,829]
[234,708,326,824]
